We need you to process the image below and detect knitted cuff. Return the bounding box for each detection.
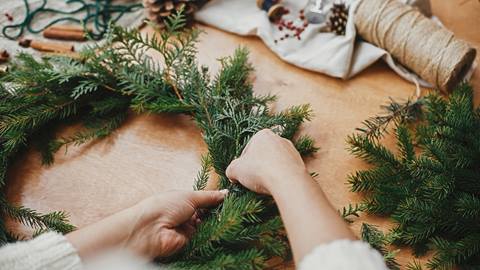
[0,231,82,270]
[298,239,388,270]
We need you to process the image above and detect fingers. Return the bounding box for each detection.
[189,190,228,209]
[178,222,196,239]
[226,158,240,183]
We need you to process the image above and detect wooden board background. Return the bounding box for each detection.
[5,0,480,268]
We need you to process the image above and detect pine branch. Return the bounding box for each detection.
[193,154,212,191]
[340,203,367,223]
[294,135,319,156]
[355,98,423,140]
[0,198,75,234]
[348,84,480,269]
[361,223,401,270]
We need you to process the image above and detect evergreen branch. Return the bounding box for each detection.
[347,134,400,167]
[194,154,212,191]
[294,135,319,156]
[44,112,128,164]
[0,198,75,234]
[356,98,423,140]
[340,203,367,223]
[361,223,401,270]
[348,84,480,269]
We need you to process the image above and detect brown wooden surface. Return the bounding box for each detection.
[5,0,480,268]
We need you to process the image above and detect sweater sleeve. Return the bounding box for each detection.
[0,231,82,270]
[298,239,388,270]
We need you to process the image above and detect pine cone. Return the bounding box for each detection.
[328,2,349,35]
[143,0,209,27]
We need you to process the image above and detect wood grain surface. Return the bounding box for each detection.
[5,0,480,268]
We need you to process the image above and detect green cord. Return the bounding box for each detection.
[2,0,143,40]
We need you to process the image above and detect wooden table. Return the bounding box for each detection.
[5,0,480,268]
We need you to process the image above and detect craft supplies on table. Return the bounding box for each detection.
[0,0,144,57]
[194,0,476,91]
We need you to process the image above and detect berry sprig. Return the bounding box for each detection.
[274,8,310,43]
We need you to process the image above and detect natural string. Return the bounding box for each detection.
[355,0,476,92]
[2,0,143,40]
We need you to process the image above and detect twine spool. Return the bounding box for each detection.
[355,0,476,92]
[257,0,285,22]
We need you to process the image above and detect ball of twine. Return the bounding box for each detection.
[354,0,476,92]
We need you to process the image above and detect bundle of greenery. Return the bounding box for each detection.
[0,13,318,269]
[343,84,480,269]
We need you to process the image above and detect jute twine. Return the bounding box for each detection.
[355,0,476,92]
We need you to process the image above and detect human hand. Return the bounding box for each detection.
[123,190,227,258]
[225,129,308,195]
[67,190,227,260]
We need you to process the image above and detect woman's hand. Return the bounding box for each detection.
[226,129,309,194]
[66,190,227,260]
[226,129,355,263]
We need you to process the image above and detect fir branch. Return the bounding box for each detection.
[193,154,212,191]
[0,198,75,234]
[340,203,367,223]
[356,98,423,140]
[348,84,480,269]
[361,223,401,270]
[294,135,319,156]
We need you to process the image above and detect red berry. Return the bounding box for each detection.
[4,13,13,21]
[300,15,305,20]
[303,22,308,27]
[278,26,283,31]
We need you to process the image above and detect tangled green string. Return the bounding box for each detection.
[2,0,143,40]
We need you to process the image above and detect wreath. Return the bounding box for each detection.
[0,13,316,268]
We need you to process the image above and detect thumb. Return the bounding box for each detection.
[226,158,241,183]
[189,190,228,209]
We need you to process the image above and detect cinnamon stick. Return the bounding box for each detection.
[48,25,89,33]
[19,39,75,53]
[43,27,86,41]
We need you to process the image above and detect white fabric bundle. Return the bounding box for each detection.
[194,0,472,88]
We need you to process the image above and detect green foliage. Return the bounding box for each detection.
[340,203,367,223]
[345,84,480,269]
[361,223,401,270]
[0,11,316,268]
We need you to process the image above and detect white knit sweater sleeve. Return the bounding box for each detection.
[298,239,388,270]
[0,232,82,270]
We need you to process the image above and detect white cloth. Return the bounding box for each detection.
[0,232,387,270]
[194,0,466,89]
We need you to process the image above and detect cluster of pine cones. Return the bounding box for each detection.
[143,0,210,27]
[327,2,349,35]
